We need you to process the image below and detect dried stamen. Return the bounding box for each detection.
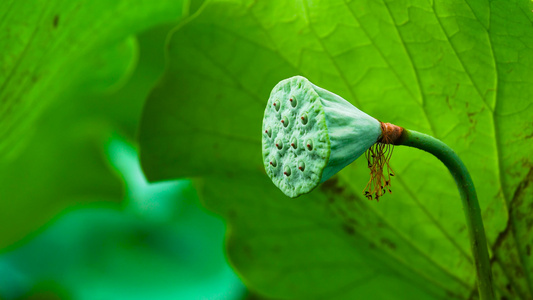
[363,143,394,201]
[363,122,402,201]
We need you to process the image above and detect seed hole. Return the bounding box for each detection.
[275,139,283,150]
[281,116,289,127]
[283,166,291,176]
[270,158,277,167]
[290,96,297,107]
[306,139,313,150]
[273,99,280,112]
[264,127,271,138]
[301,114,308,125]
[298,161,305,171]
[290,137,298,149]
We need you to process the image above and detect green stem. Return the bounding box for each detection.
[397,129,494,300]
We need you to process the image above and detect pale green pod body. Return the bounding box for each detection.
[262,76,381,198]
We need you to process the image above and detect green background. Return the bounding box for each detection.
[1,0,532,299]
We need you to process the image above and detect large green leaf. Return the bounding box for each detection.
[139,0,533,298]
[0,138,244,300]
[0,9,188,249]
[0,0,189,159]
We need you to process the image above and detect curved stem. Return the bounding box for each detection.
[397,129,494,300]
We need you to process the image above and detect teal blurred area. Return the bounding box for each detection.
[0,137,245,300]
[0,16,246,299]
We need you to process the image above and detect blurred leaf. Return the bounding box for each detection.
[0,103,122,250]
[15,281,72,300]
[139,0,533,299]
[59,22,177,140]
[0,138,244,300]
[0,205,244,300]
[0,0,188,159]
[0,0,191,248]
[189,0,207,15]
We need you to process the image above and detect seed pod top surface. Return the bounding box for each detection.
[262,76,381,198]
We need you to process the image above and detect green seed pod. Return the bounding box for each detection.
[262,76,381,198]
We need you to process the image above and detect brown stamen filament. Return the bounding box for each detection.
[363,122,402,201]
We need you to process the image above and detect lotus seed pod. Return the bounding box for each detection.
[262,75,382,198]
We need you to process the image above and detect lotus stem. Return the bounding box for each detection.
[396,129,495,300]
